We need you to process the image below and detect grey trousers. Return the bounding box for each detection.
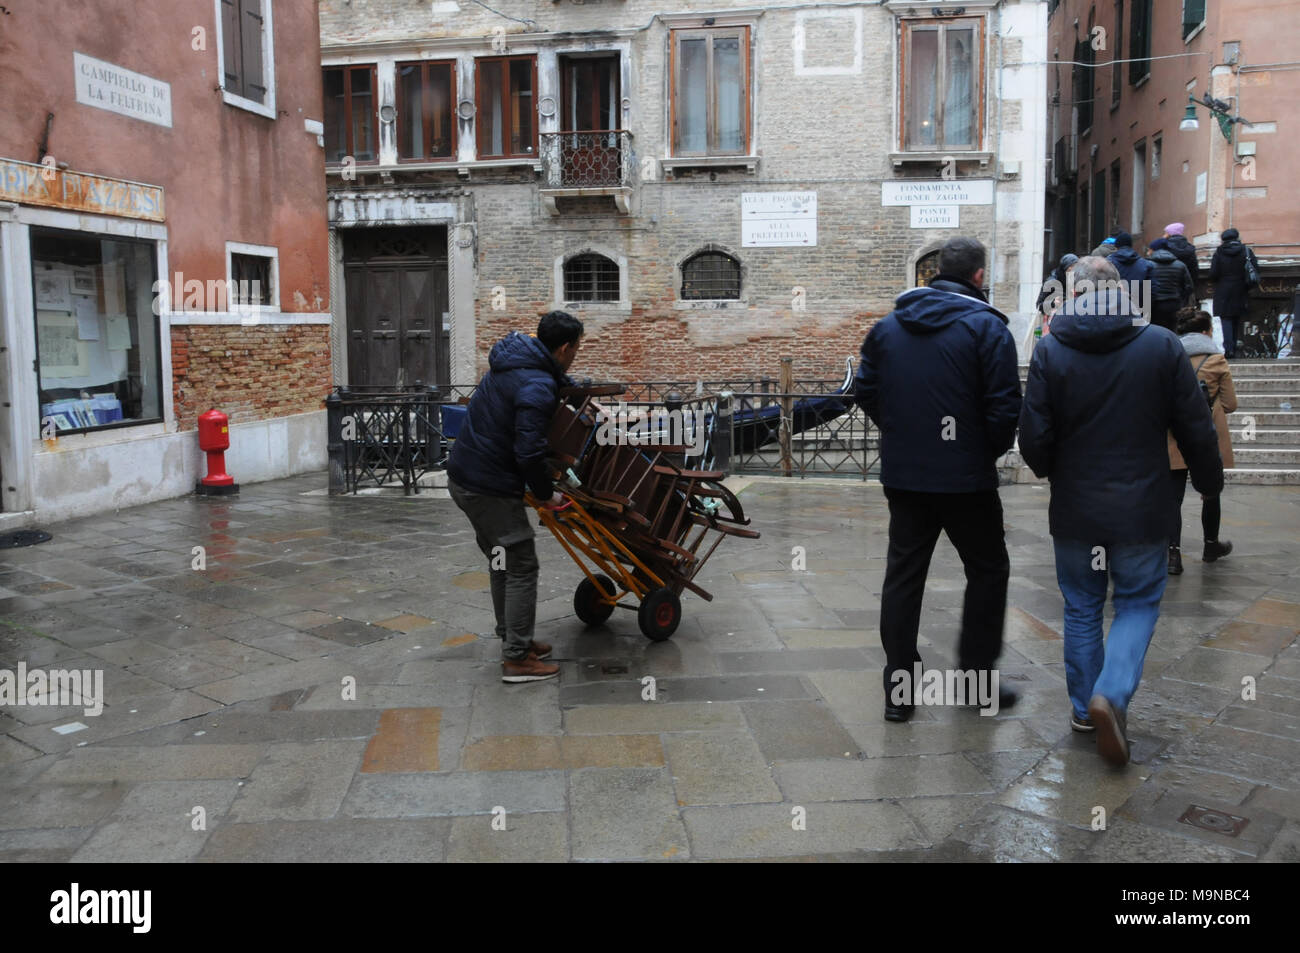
[448,478,539,661]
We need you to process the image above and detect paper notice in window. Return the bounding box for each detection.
[74,296,101,340]
[105,314,132,350]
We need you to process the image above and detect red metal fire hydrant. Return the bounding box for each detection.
[196,409,239,496]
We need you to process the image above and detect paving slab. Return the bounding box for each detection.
[199,818,449,862]
[569,767,690,861]
[682,801,925,859]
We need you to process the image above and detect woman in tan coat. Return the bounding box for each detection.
[1168,311,1237,574]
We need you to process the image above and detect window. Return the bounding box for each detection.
[1091,170,1106,248]
[218,0,274,115]
[562,55,620,133]
[1079,181,1091,250]
[32,228,162,434]
[1132,142,1146,235]
[226,242,279,311]
[1129,0,1153,84]
[915,249,941,287]
[1110,160,1122,233]
[476,56,537,158]
[323,66,377,163]
[1111,1,1124,107]
[1072,36,1094,134]
[396,61,456,161]
[1183,0,1207,40]
[1152,134,1162,180]
[902,18,982,151]
[563,254,620,303]
[681,251,741,300]
[231,253,273,307]
[671,28,751,156]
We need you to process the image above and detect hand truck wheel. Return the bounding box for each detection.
[637,587,681,641]
[574,574,617,625]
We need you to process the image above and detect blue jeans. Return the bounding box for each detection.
[1053,538,1167,719]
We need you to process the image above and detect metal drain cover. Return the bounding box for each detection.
[1178,805,1249,837]
[0,530,52,549]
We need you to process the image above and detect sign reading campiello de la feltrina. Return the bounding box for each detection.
[74,52,172,128]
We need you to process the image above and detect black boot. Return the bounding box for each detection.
[1203,539,1233,563]
[1168,545,1184,575]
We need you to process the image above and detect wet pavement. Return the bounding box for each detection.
[1,474,1297,862]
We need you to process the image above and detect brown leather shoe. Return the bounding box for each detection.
[1087,694,1129,766]
[529,640,552,659]
[502,655,559,683]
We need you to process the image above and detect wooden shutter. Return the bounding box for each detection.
[1183,0,1206,38]
[239,0,266,103]
[221,0,241,92]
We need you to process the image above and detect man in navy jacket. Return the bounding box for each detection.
[855,237,1022,721]
[1019,257,1222,765]
[447,311,583,683]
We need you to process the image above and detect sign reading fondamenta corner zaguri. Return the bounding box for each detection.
[881,179,994,206]
[0,158,165,222]
[74,52,173,128]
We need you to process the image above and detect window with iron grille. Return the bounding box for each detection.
[1130,0,1153,84]
[681,251,741,300]
[563,254,620,302]
[231,253,273,306]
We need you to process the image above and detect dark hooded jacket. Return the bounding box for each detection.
[1165,234,1200,281]
[1150,249,1194,307]
[1106,246,1156,285]
[446,332,567,498]
[1209,237,1257,317]
[854,275,1022,493]
[1018,289,1223,544]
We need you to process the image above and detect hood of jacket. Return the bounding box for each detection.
[1150,249,1177,265]
[1108,247,1141,267]
[1167,234,1197,255]
[1180,332,1221,356]
[890,276,1008,334]
[1047,290,1148,354]
[488,331,560,375]
[1217,240,1245,258]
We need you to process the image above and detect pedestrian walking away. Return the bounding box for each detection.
[446,311,585,683]
[855,236,1023,723]
[1149,244,1195,333]
[1209,228,1259,360]
[1018,257,1223,766]
[1168,310,1237,575]
[1106,232,1156,321]
[1162,223,1201,282]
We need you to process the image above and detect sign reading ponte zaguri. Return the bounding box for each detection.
[0,158,165,222]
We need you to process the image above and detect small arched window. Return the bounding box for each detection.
[563,253,620,302]
[915,249,941,287]
[681,251,741,300]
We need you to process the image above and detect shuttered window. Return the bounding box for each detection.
[1183,0,1206,40]
[221,0,267,105]
[1129,0,1153,84]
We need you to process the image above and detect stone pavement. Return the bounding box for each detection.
[1,474,1297,862]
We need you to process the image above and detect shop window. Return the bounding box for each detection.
[324,65,377,164]
[915,249,941,287]
[681,251,741,300]
[671,28,751,156]
[476,56,537,158]
[32,228,162,434]
[218,0,274,116]
[397,60,456,161]
[901,18,983,151]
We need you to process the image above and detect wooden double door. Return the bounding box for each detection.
[344,227,449,389]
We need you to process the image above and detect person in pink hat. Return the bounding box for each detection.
[1162,223,1200,282]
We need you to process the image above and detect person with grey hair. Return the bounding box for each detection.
[1018,255,1222,766]
[855,236,1022,722]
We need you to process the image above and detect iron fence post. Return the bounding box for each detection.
[326,389,345,496]
[713,391,732,475]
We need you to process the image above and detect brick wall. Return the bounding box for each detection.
[171,325,331,430]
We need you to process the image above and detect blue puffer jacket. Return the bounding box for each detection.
[447,332,567,498]
[853,276,1022,493]
[1018,289,1223,544]
[1107,247,1156,285]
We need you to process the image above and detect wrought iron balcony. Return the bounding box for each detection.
[539,130,633,214]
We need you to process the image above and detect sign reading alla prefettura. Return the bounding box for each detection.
[0,158,165,222]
